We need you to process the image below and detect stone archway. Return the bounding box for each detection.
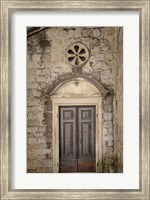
[49,76,109,172]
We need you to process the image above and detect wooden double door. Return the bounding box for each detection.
[59,106,96,173]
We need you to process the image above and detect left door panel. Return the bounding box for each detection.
[59,107,77,172]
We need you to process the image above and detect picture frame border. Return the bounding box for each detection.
[0,0,149,199]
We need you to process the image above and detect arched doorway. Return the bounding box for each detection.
[49,75,109,172]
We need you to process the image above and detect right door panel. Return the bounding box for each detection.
[78,106,96,172]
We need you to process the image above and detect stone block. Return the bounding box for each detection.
[108,166,115,173]
[103,113,113,120]
[107,147,114,153]
[28,68,36,76]
[27,106,43,112]
[106,52,113,61]
[39,126,46,132]
[45,153,52,159]
[27,119,41,127]
[93,29,101,37]
[105,95,113,104]
[74,28,81,38]
[35,148,50,156]
[102,165,109,173]
[103,104,113,112]
[108,127,113,135]
[103,135,108,143]
[45,29,55,38]
[46,140,52,149]
[32,90,41,97]
[36,76,47,83]
[50,53,59,62]
[105,28,115,36]
[27,127,38,133]
[46,135,52,142]
[100,43,110,52]
[58,30,68,38]
[37,111,44,119]
[105,157,114,165]
[82,66,92,75]
[107,140,114,147]
[44,46,51,53]
[81,29,88,37]
[46,124,52,135]
[36,69,42,76]
[69,29,74,38]
[27,98,41,106]
[28,111,43,122]
[28,143,47,150]
[41,54,50,62]
[27,42,32,50]
[101,70,112,80]
[103,144,108,154]
[27,112,34,119]
[39,62,46,69]
[27,149,38,157]
[32,54,41,62]
[103,128,108,136]
[27,61,34,68]
[107,152,114,158]
[89,55,96,63]
[28,137,37,144]
[92,61,102,70]
[36,45,43,54]
[96,53,105,61]
[33,61,41,69]
[101,79,113,86]
[44,100,52,111]
[87,29,92,37]
[51,72,59,79]
[91,46,99,54]
[107,135,113,141]
[27,75,35,83]
[91,71,100,81]
[37,136,46,144]
[40,83,47,89]
[101,38,109,44]
[52,45,62,54]
[101,62,111,70]
[39,39,51,48]
[27,132,33,138]
[43,113,52,124]
[103,120,113,128]
[27,89,33,97]
[42,159,53,168]
[29,159,52,168]
[42,68,51,75]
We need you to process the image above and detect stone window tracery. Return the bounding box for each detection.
[67,42,89,67]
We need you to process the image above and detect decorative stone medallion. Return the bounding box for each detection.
[67,42,89,68]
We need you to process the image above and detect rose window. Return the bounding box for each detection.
[67,42,89,67]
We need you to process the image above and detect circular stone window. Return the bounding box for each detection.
[67,42,89,67]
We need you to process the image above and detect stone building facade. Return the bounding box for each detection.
[27,27,123,173]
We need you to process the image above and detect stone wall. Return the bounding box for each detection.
[113,28,123,172]
[27,27,123,173]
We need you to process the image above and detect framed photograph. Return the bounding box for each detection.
[0,0,149,199]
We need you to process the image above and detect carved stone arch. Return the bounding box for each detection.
[48,74,110,173]
[47,74,110,97]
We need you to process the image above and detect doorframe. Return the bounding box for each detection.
[51,96,103,173]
